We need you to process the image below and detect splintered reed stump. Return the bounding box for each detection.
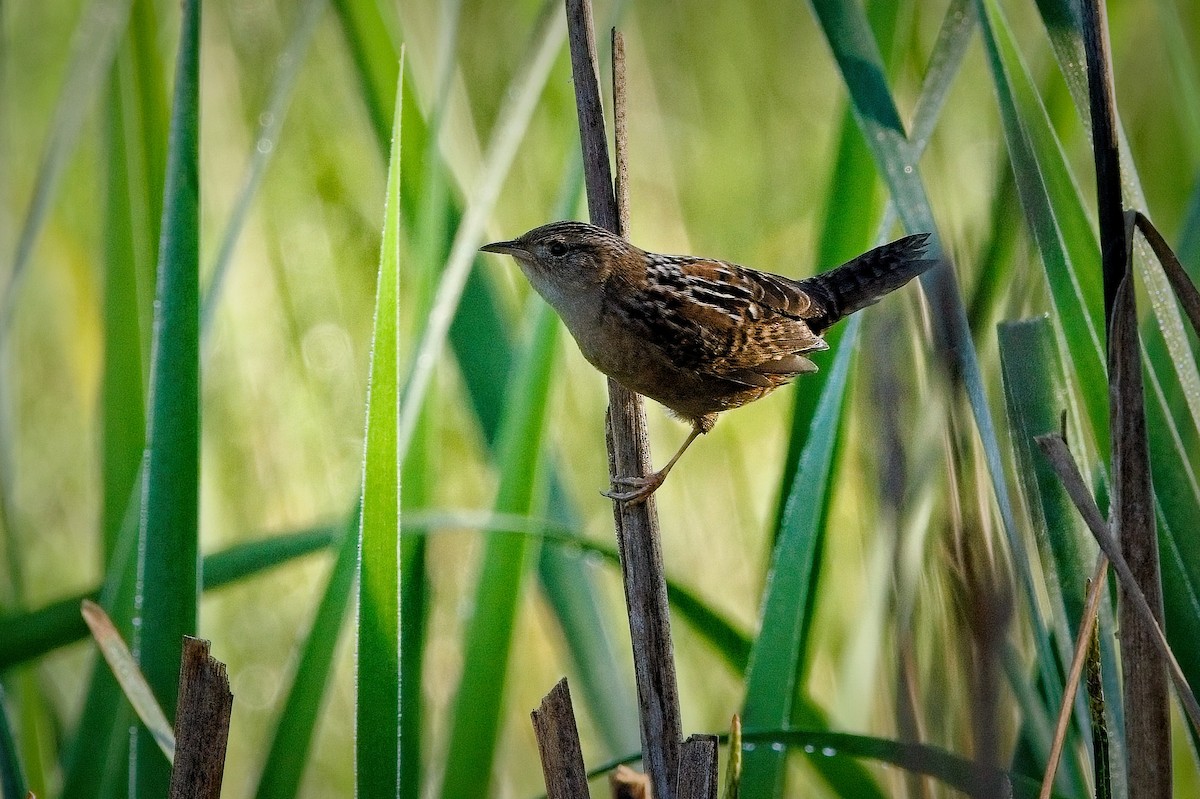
[531,679,589,799]
[168,636,234,799]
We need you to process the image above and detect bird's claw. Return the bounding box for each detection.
[602,473,665,505]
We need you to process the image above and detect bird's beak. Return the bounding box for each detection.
[480,239,527,257]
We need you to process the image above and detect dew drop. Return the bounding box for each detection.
[803,744,816,754]
[821,746,837,757]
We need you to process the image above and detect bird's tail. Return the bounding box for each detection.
[797,233,936,333]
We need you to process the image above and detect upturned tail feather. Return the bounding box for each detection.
[796,233,935,333]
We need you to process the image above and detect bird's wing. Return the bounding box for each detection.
[622,256,830,387]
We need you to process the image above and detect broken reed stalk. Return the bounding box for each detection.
[677,735,719,799]
[563,2,682,795]
[531,679,589,798]
[1080,0,1169,792]
[167,637,233,799]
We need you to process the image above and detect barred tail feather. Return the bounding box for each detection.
[798,233,935,332]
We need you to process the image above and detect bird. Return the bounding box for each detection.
[481,221,935,504]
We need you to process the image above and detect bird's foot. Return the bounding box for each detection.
[602,471,667,505]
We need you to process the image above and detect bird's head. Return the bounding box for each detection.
[480,221,639,301]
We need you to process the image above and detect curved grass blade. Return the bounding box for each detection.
[133,0,201,793]
[255,511,358,799]
[0,522,337,669]
[757,5,977,794]
[590,728,1063,799]
[772,109,869,534]
[0,513,718,667]
[0,0,133,333]
[806,0,1040,671]
[977,4,1200,773]
[355,54,404,797]
[808,11,1083,785]
[741,315,869,799]
[439,302,559,799]
[1151,0,1200,167]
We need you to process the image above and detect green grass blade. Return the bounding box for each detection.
[0,0,133,333]
[1179,181,1200,272]
[121,0,170,367]
[412,516,750,675]
[132,0,201,794]
[327,0,402,158]
[200,0,326,335]
[59,490,140,799]
[256,511,358,799]
[807,0,1030,626]
[440,302,559,799]
[203,526,341,586]
[355,60,403,798]
[0,685,27,799]
[397,531,427,799]
[808,0,1066,745]
[980,0,1200,750]
[756,6,977,793]
[595,728,1063,798]
[1034,0,1200,435]
[998,318,1112,794]
[1140,338,1200,690]
[1153,0,1200,167]
[101,62,147,559]
[998,319,1092,638]
[334,0,636,756]
[772,109,871,532]
[977,0,1108,453]
[741,315,865,799]
[394,0,562,466]
[737,729,1055,799]
[0,522,338,669]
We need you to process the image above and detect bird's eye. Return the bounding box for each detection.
[547,240,568,258]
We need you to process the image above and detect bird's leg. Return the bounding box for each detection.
[603,423,705,505]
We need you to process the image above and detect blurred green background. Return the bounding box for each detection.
[2,0,1200,796]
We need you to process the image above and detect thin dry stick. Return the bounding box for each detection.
[1038,553,1110,799]
[564,1,682,795]
[531,679,590,799]
[1035,433,1200,734]
[167,637,233,799]
[613,29,631,236]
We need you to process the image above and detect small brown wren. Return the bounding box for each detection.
[481,221,934,504]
